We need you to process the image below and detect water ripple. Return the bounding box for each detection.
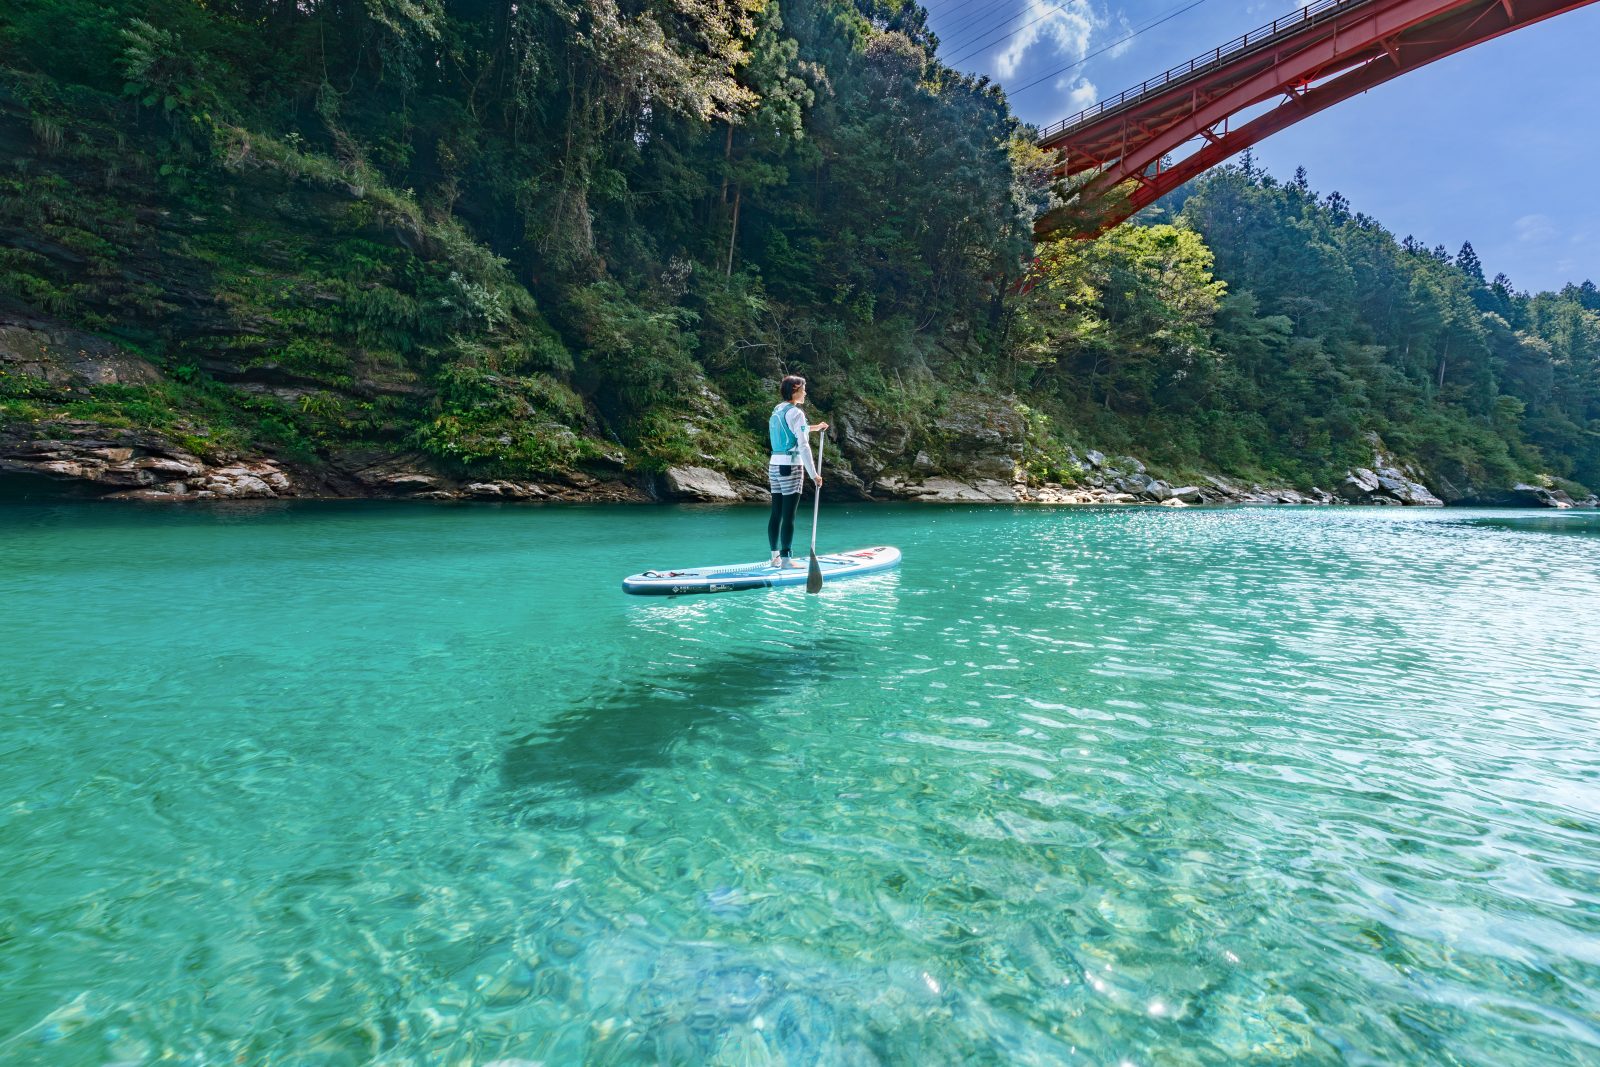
[1,503,1598,1065]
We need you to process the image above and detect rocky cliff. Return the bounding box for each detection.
[2,98,1593,509]
[8,324,1598,508]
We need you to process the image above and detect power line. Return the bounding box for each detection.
[937,3,1034,56]
[936,0,1029,47]
[926,0,1008,22]
[926,0,1002,22]
[944,0,1091,66]
[1005,0,1214,99]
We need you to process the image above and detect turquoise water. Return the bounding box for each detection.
[2,502,1598,1066]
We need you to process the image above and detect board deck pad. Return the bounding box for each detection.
[622,545,901,596]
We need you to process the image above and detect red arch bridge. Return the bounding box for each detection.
[1035,0,1598,235]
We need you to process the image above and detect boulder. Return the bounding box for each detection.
[1169,485,1205,503]
[1117,473,1153,495]
[909,477,1017,503]
[662,466,738,502]
[912,477,991,502]
[464,481,548,500]
[972,479,1019,502]
[197,463,289,499]
[1510,482,1574,509]
[383,473,438,490]
[1084,450,1106,469]
[1336,439,1444,506]
[137,455,207,479]
[1339,463,1441,506]
[1340,468,1381,500]
[105,481,190,501]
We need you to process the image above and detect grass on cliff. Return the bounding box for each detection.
[0,367,291,459]
[1,71,628,481]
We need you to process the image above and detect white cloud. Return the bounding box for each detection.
[1058,76,1098,109]
[1514,214,1558,243]
[993,0,1102,81]
[1106,13,1135,59]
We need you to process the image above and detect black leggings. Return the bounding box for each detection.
[768,492,802,555]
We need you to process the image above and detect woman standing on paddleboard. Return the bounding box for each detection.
[768,375,827,569]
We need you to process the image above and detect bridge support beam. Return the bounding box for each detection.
[1036,0,1599,236]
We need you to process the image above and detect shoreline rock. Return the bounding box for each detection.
[3,402,1593,509]
[661,465,739,502]
[1336,440,1443,507]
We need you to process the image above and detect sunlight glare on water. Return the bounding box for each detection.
[2,502,1598,1065]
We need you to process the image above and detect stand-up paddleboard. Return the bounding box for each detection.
[623,545,901,596]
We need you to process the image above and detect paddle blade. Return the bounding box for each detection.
[806,549,823,594]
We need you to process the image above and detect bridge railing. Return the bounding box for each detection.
[1037,0,1372,142]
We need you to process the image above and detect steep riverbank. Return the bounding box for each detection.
[6,363,1594,508]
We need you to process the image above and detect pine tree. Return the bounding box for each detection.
[1456,241,1485,284]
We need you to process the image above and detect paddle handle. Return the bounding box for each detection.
[810,430,826,551]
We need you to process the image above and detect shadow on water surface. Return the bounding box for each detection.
[1459,513,1600,537]
[499,640,854,809]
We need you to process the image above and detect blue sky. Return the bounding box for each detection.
[924,0,1600,293]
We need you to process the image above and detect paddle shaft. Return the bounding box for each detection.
[806,431,826,594]
[810,431,826,551]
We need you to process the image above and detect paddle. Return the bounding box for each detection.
[806,430,826,594]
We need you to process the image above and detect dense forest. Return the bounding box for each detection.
[0,0,1595,500]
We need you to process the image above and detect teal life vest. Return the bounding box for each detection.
[769,402,799,457]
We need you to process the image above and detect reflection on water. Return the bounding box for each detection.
[1,503,1598,1066]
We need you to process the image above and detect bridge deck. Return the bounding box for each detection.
[1037,0,1373,145]
[1033,0,1599,235]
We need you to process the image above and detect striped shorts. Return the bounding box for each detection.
[768,463,804,496]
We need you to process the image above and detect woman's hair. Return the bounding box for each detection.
[780,374,806,401]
